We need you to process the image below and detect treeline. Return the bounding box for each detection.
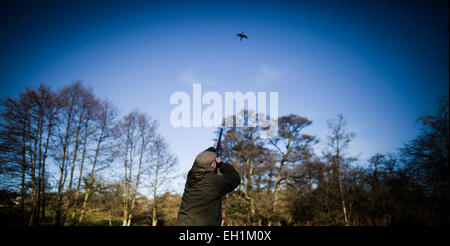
[219,98,448,226]
[0,81,177,226]
[0,81,448,226]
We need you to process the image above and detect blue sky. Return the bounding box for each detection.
[0,0,448,192]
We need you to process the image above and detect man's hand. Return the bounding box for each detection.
[214,141,223,150]
[212,156,223,174]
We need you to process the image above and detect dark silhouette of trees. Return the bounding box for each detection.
[400,96,449,225]
[0,85,58,225]
[322,113,357,226]
[0,81,447,226]
[219,99,448,226]
[0,82,177,226]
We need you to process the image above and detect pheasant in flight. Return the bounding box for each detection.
[236,32,248,41]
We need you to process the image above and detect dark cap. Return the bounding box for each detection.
[195,151,217,169]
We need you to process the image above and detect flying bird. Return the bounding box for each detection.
[236,32,248,41]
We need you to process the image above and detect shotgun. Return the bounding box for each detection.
[213,128,223,174]
[216,128,223,157]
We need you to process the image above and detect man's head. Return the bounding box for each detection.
[195,151,217,171]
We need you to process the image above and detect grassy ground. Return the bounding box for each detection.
[0,206,124,226]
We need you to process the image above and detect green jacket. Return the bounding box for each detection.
[176,147,241,226]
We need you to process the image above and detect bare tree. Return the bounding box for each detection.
[0,94,29,219]
[268,114,316,224]
[0,85,58,226]
[221,110,268,224]
[323,113,356,226]
[148,136,177,226]
[118,110,157,226]
[77,99,117,224]
[401,97,449,225]
[61,85,99,225]
[53,82,82,225]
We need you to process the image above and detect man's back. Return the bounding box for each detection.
[176,148,240,226]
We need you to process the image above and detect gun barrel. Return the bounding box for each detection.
[216,128,223,156]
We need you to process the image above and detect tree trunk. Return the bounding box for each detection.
[71,120,89,224]
[122,158,129,226]
[78,190,90,224]
[78,126,103,224]
[152,203,157,226]
[122,207,128,226]
[20,127,27,220]
[40,114,53,223]
[127,138,145,227]
[28,117,38,226]
[273,160,284,213]
[62,114,84,225]
[152,161,159,226]
[55,109,73,226]
[246,159,253,191]
[336,167,349,226]
[108,209,112,226]
[338,175,349,226]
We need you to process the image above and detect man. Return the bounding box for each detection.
[176,141,241,226]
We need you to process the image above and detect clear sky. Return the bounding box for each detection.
[1,0,448,193]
